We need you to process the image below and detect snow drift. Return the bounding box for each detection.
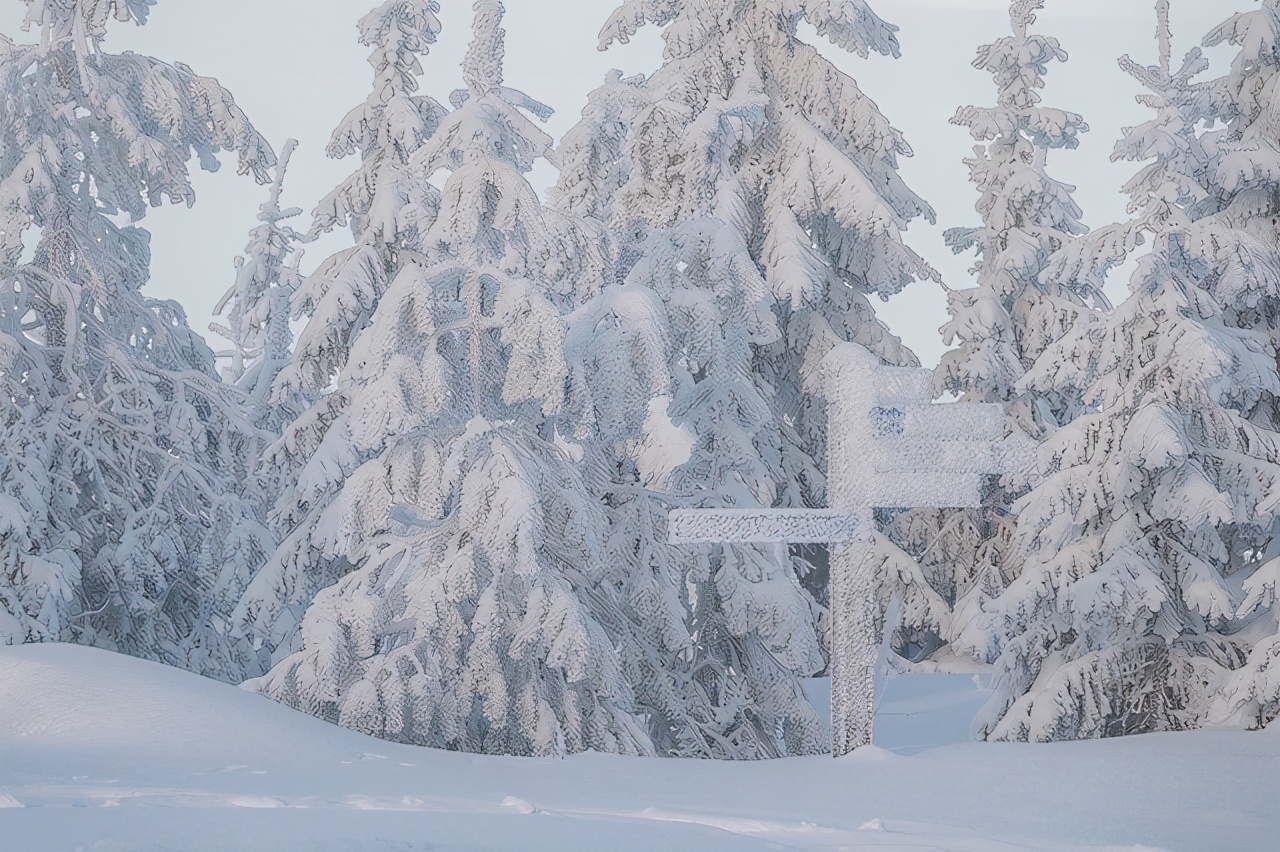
[1,643,1275,851]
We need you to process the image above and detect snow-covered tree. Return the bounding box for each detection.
[917,0,1103,665]
[556,69,747,756]
[248,0,649,757]
[939,0,1095,419]
[599,0,935,474]
[211,139,309,445]
[564,218,832,757]
[549,0,939,757]
[203,141,311,676]
[978,0,1280,741]
[1199,0,1280,731]
[562,281,714,756]
[234,0,448,658]
[0,0,275,679]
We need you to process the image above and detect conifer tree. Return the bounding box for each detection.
[248,0,649,757]
[979,0,1280,740]
[553,0,939,757]
[206,142,310,675]
[0,0,274,679]
[918,0,1102,665]
[557,70,736,756]
[211,139,309,447]
[563,280,714,755]
[1199,0,1280,731]
[234,0,448,658]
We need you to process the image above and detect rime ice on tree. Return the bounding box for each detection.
[671,344,1033,755]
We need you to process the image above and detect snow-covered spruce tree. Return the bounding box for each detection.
[918,0,1103,665]
[1200,0,1280,730]
[546,0,939,758]
[600,0,935,492]
[205,141,311,675]
[557,68,807,757]
[564,216,836,757]
[211,138,309,448]
[234,0,448,659]
[0,0,275,679]
[978,1,1280,741]
[249,1,649,757]
[557,68,732,757]
[562,284,714,756]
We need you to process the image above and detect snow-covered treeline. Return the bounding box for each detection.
[2,0,1278,757]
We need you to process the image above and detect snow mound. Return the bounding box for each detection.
[1,642,340,763]
[2,643,1276,851]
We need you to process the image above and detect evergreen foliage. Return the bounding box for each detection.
[248,0,649,757]
[0,0,274,680]
[980,0,1280,741]
[915,0,1103,668]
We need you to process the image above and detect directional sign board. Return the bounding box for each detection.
[666,342,1040,756]
[668,509,860,545]
[863,471,985,510]
[870,403,1006,443]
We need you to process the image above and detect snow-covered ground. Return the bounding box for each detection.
[1,644,1274,852]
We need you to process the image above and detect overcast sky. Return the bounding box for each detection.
[0,0,1244,366]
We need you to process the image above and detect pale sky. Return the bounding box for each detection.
[0,0,1244,366]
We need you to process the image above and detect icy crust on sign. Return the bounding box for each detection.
[0,0,276,680]
[667,509,862,545]
[979,0,1280,741]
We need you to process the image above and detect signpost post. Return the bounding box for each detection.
[668,344,1035,756]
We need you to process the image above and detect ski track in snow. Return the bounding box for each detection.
[2,644,1275,851]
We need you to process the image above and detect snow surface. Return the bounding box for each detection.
[1,644,1275,852]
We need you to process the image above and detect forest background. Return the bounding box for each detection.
[0,0,1237,366]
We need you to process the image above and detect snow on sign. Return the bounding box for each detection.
[667,509,861,544]
[669,343,1036,757]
